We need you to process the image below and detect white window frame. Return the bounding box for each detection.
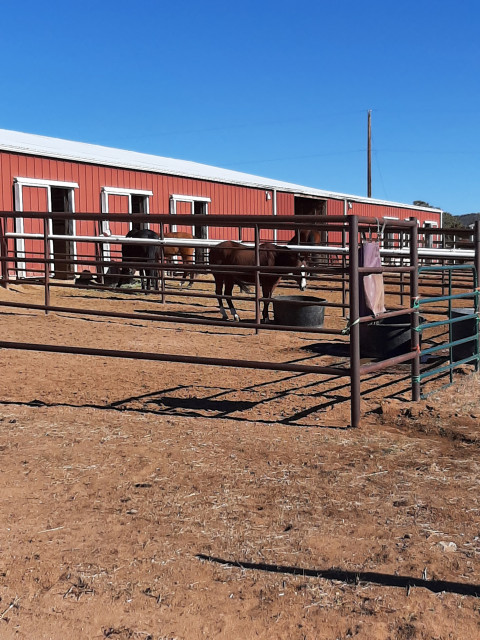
[382,216,399,250]
[169,194,211,236]
[424,220,438,249]
[100,187,153,260]
[13,177,79,278]
[101,186,153,232]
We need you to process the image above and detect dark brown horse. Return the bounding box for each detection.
[163,231,195,288]
[106,230,195,290]
[121,228,159,290]
[209,240,307,322]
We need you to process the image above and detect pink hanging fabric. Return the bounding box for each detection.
[359,241,386,317]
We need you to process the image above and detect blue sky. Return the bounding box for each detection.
[0,0,479,214]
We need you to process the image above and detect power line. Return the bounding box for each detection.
[224,149,364,168]
[373,149,389,201]
[130,110,368,139]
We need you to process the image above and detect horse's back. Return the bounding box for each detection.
[126,228,159,240]
[123,228,160,262]
[210,241,248,266]
[211,241,285,267]
[165,231,194,240]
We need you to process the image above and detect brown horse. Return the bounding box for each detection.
[289,229,324,272]
[209,240,307,322]
[163,231,195,288]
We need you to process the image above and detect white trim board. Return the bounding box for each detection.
[13,177,78,279]
[100,187,153,261]
[169,194,209,236]
[14,177,79,189]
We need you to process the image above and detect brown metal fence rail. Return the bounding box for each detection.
[0,211,478,427]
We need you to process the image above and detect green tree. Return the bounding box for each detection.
[413,201,465,229]
[413,200,435,208]
[442,211,465,229]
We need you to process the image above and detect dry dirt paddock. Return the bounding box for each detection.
[0,279,479,640]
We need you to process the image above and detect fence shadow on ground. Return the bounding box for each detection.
[0,361,418,428]
[196,554,480,598]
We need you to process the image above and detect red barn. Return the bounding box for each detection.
[0,129,442,277]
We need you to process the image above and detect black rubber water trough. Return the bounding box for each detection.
[273,295,326,327]
[451,307,478,364]
[360,313,422,359]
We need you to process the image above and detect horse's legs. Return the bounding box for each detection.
[139,269,147,292]
[261,283,271,322]
[141,268,154,292]
[293,262,307,291]
[187,248,195,288]
[179,253,189,288]
[214,276,229,320]
[117,264,129,288]
[146,269,154,291]
[178,249,195,288]
[152,267,159,291]
[185,250,195,288]
[146,267,159,291]
[215,277,239,321]
[225,279,240,321]
[167,252,180,281]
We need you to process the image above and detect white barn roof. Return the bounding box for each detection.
[0,128,441,213]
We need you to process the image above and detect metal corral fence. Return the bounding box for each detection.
[0,211,479,427]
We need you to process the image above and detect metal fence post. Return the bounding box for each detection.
[409,217,420,401]
[348,214,360,428]
[0,214,8,288]
[43,216,50,314]
[254,225,261,332]
[159,224,166,304]
[342,224,347,318]
[475,220,480,372]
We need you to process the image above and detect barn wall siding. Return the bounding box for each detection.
[1,152,283,218]
[0,151,442,244]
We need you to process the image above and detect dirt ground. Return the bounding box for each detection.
[0,278,479,639]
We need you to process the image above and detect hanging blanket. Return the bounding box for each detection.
[359,241,386,317]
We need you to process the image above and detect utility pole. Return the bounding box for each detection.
[367,110,372,198]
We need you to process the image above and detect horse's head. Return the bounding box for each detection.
[290,250,308,291]
[276,247,307,291]
[298,254,308,291]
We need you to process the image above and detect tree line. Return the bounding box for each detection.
[413,201,479,228]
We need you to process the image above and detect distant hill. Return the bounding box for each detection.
[413,202,479,227]
[454,213,480,227]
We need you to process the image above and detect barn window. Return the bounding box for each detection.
[399,232,410,250]
[424,221,437,249]
[170,194,211,265]
[382,217,399,250]
[294,196,328,245]
[99,187,153,265]
[100,187,153,234]
[13,177,79,279]
[294,196,327,217]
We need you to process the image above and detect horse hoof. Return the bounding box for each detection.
[234,315,240,322]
